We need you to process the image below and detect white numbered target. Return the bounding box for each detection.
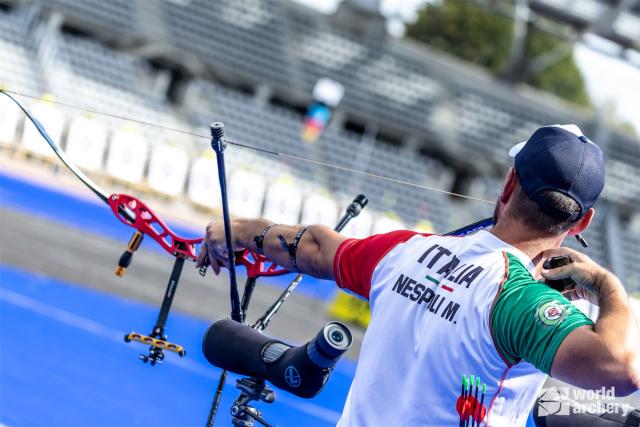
[263,182,303,224]
[228,170,266,218]
[0,94,20,145]
[147,144,189,196]
[187,157,221,209]
[341,209,373,238]
[105,130,148,184]
[373,216,405,235]
[21,102,64,158]
[301,194,338,227]
[65,117,108,172]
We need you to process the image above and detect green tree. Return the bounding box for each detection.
[526,30,590,107]
[406,0,590,107]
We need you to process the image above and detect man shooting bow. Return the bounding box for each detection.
[196,124,640,426]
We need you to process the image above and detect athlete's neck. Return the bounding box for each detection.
[490,221,564,267]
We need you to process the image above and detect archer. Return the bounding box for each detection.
[197,125,640,427]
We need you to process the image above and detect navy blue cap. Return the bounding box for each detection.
[509,125,605,222]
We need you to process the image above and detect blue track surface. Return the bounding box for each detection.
[0,265,353,426]
[0,170,353,425]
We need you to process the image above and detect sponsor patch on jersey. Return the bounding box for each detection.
[536,300,570,326]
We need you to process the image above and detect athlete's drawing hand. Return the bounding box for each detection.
[540,247,619,306]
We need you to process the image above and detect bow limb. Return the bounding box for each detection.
[1,89,136,222]
[1,89,109,203]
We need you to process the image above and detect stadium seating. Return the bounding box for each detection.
[38,0,140,40]
[0,5,43,95]
[0,1,637,292]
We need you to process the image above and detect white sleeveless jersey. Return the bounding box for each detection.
[333,230,550,426]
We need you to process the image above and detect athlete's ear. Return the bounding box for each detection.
[568,208,595,236]
[499,168,518,204]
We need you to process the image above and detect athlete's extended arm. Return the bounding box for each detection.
[543,247,640,396]
[195,219,347,280]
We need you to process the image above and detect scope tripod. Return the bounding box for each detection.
[228,378,275,427]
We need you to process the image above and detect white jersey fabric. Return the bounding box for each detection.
[333,230,548,427]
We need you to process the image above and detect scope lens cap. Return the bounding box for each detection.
[322,322,352,353]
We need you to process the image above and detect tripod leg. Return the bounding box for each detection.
[244,408,273,427]
[206,370,228,427]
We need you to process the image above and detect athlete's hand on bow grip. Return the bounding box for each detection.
[196,221,245,275]
[540,247,613,306]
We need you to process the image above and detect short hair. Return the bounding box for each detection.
[509,185,581,234]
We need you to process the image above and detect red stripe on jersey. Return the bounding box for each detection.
[333,230,432,299]
[485,365,512,426]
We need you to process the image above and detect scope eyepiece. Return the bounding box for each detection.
[307,321,352,368]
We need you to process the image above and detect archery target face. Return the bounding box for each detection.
[105,130,148,184]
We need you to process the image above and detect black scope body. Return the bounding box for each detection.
[202,319,352,398]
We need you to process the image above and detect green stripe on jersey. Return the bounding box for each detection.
[490,253,594,374]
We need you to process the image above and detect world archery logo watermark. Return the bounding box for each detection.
[284,366,301,388]
[537,386,634,417]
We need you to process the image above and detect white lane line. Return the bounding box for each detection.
[0,287,342,423]
[0,287,123,342]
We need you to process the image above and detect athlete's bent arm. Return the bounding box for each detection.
[543,247,640,396]
[196,219,346,280]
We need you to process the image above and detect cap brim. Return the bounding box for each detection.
[509,141,526,158]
